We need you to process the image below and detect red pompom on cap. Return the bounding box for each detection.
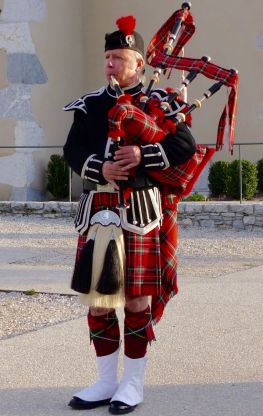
[116,16,136,36]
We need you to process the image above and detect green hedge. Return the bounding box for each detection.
[46,154,69,199]
[227,160,258,200]
[208,161,230,197]
[208,159,258,200]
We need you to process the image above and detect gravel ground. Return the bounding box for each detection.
[0,291,86,340]
[0,215,262,340]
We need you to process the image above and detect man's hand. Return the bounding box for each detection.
[102,160,129,190]
[102,145,142,189]
[114,145,142,170]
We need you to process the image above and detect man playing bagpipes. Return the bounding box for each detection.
[63,5,238,414]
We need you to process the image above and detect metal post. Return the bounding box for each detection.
[69,167,72,202]
[239,145,242,204]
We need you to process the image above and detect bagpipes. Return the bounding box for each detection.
[70,4,239,307]
[108,2,239,202]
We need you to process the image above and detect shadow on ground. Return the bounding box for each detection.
[0,382,262,416]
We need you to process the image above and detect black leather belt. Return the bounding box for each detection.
[83,172,156,192]
[83,180,99,191]
[126,168,156,189]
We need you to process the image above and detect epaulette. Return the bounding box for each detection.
[63,97,87,114]
[63,87,106,114]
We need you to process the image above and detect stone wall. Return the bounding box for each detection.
[0,201,262,231]
[178,202,263,231]
[0,0,47,201]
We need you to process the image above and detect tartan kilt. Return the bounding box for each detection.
[74,191,178,324]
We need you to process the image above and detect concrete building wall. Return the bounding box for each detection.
[83,0,263,154]
[0,0,263,200]
[0,0,85,200]
[30,0,86,199]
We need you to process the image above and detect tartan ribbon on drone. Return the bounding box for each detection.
[147,7,195,61]
[146,5,239,152]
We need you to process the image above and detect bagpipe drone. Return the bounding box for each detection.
[108,2,239,203]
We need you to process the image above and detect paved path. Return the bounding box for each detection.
[0,218,262,415]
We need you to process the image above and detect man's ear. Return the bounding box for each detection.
[136,58,144,71]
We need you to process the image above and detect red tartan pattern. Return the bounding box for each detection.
[108,95,166,143]
[147,9,195,63]
[124,306,155,355]
[108,96,215,198]
[124,228,162,296]
[145,7,238,152]
[151,145,216,198]
[87,310,120,356]
[151,206,178,325]
[74,191,178,324]
[147,53,238,152]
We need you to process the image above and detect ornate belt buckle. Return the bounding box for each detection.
[90,209,120,226]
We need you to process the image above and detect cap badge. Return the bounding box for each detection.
[126,34,135,47]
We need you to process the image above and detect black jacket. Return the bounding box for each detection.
[63,82,197,184]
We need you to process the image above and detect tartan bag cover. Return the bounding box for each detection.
[74,192,178,324]
[108,94,166,144]
[108,95,215,198]
[152,144,216,198]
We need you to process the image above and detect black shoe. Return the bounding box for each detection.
[68,396,111,410]
[109,400,137,414]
